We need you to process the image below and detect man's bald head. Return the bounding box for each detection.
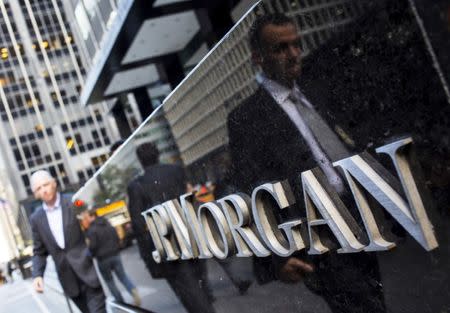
[31,170,58,204]
[30,170,55,192]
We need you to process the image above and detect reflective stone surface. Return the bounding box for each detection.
[74,0,450,312]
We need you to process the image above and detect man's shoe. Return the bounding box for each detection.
[131,288,141,306]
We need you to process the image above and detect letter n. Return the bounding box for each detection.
[334,137,438,251]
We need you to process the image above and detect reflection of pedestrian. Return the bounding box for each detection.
[228,13,352,196]
[82,211,140,306]
[227,13,384,312]
[6,260,14,283]
[127,142,216,313]
[30,170,105,313]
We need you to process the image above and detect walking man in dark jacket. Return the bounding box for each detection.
[82,211,141,306]
[30,170,106,313]
[127,142,216,313]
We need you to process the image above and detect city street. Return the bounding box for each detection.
[103,244,333,313]
[0,278,76,313]
[0,243,332,313]
[0,252,82,313]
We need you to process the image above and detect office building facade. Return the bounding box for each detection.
[0,0,122,201]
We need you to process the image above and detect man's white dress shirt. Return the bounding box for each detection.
[43,192,65,249]
[259,74,346,193]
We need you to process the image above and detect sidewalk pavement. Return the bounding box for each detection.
[0,257,79,313]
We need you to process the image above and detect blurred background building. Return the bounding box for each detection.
[74,0,258,181]
[0,152,27,262]
[0,0,123,207]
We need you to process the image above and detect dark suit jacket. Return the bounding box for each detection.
[127,164,187,277]
[127,164,216,313]
[85,216,120,261]
[31,193,100,297]
[227,84,362,198]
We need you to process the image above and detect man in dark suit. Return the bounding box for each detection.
[228,12,355,278]
[30,170,105,313]
[127,142,216,313]
[227,13,386,313]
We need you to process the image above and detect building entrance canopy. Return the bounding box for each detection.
[80,0,201,106]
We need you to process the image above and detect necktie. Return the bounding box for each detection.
[289,89,348,193]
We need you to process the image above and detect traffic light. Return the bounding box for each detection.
[73,199,85,207]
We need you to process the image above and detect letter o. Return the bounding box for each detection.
[198,202,234,259]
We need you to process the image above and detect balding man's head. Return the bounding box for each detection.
[30,170,58,204]
[30,170,54,191]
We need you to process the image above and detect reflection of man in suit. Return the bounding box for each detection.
[127,142,216,313]
[228,14,385,312]
[30,170,106,313]
[228,13,352,196]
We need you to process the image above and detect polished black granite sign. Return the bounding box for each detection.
[141,137,438,264]
[74,0,449,312]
